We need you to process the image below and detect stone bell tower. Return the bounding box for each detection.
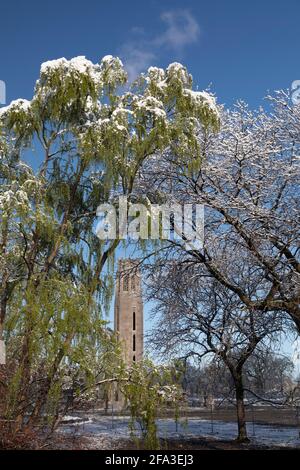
[114,259,144,365]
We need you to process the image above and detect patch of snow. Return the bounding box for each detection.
[0,98,31,118]
[102,55,124,68]
[61,415,92,425]
[40,56,102,88]
[60,415,300,448]
[40,57,68,74]
[134,96,166,119]
[183,88,219,117]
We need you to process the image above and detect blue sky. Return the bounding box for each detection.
[1,0,299,364]
[1,0,299,108]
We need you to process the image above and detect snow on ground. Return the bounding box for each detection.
[61,415,300,448]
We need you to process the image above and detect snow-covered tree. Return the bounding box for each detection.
[0,55,218,431]
[145,258,283,442]
[142,94,300,333]
[138,94,300,441]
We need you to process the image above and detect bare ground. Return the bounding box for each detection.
[37,434,298,451]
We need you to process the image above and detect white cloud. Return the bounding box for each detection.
[156,10,200,51]
[120,9,200,82]
[121,45,156,83]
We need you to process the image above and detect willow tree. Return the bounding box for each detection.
[0,56,219,429]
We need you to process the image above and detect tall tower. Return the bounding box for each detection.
[114,259,144,365]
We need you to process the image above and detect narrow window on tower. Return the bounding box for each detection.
[133,334,136,352]
[123,274,129,291]
[133,311,136,331]
[133,355,136,362]
[116,306,120,332]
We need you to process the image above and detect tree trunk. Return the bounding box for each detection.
[234,373,249,443]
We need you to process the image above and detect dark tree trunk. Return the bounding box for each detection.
[293,315,300,336]
[234,372,249,443]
